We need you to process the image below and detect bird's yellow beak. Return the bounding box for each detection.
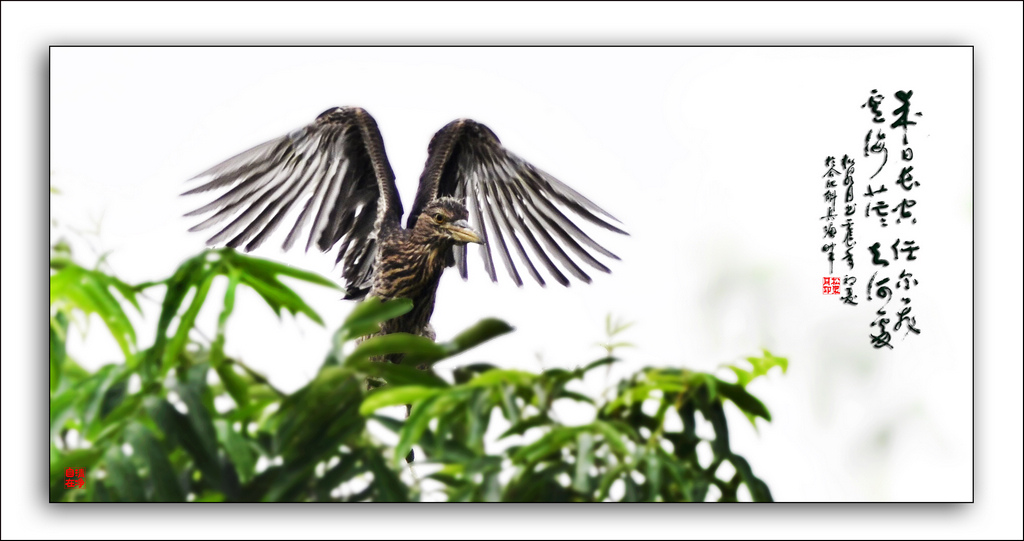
[446,220,484,244]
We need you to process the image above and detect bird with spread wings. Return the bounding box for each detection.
[183,106,627,363]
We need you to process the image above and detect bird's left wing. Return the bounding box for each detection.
[183,107,403,299]
[408,119,627,287]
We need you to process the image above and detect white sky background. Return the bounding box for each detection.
[48,47,973,503]
[4,1,1023,539]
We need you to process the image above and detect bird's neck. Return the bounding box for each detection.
[371,229,451,302]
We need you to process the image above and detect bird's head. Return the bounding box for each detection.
[413,198,483,246]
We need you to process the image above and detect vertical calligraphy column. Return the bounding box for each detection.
[860,89,923,349]
[840,155,858,305]
[889,90,923,341]
[822,157,841,296]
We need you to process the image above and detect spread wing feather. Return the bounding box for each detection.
[183,106,402,299]
[408,119,626,287]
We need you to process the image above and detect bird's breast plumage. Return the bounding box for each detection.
[365,227,451,353]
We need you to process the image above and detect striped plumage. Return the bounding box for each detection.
[184,106,626,365]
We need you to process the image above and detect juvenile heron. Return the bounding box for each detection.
[184,107,626,363]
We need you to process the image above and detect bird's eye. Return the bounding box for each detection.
[433,213,446,224]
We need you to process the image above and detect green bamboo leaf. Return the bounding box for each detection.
[163,271,215,368]
[129,425,185,502]
[721,350,789,387]
[216,363,250,408]
[603,383,660,415]
[337,297,413,342]
[98,395,142,431]
[715,381,772,423]
[348,357,449,388]
[98,379,128,420]
[146,254,206,380]
[225,250,340,289]
[438,318,515,359]
[104,273,142,312]
[82,365,126,437]
[703,400,731,458]
[596,463,629,501]
[194,490,227,502]
[238,272,323,325]
[511,426,582,465]
[166,386,222,488]
[557,390,596,405]
[50,263,139,358]
[103,447,146,502]
[215,419,255,485]
[50,312,69,392]
[497,383,521,425]
[591,420,630,457]
[464,369,537,389]
[359,386,442,416]
[499,414,553,439]
[581,356,619,374]
[345,333,446,368]
[315,454,361,500]
[49,389,79,440]
[644,450,662,502]
[729,454,773,502]
[393,394,443,462]
[209,268,241,369]
[364,450,408,502]
[728,366,754,387]
[573,432,595,494]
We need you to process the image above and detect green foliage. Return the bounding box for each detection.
[49,246,785,502]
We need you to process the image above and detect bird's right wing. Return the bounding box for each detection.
[183,107,403,299]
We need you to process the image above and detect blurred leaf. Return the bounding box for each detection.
[103,447,146,502]
[715,380,772,423]
[723,350,788,387]
[238,271,323,325]
[194,490,227,502]
[435,318,514,362]
[224,250,339,290]
[582,356,619,374]
[337,297,413,343]
[315,454,361,501]
[82,365,126,438]
[164,384,222,489]
[364,450,408,502]
[349,357,449,388]
[704,400,731,458]
[499,414,553,439]
[216,363,250,408]
[512,426,582,466]
[50,312,69,392]
[129,425,185,502]
[645,450,662,502]
[345,333,446,368]
[464,369,537,390]
[729,454,773,502]
[215,420,255,485]
[50,262,139,358]
[145,254,205,379]
[573,432,595,494]
[393,394,450,463]
[558,390,596,405]
[209,268,240,370]
[359,386,442,416]
[591,421,631,458]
